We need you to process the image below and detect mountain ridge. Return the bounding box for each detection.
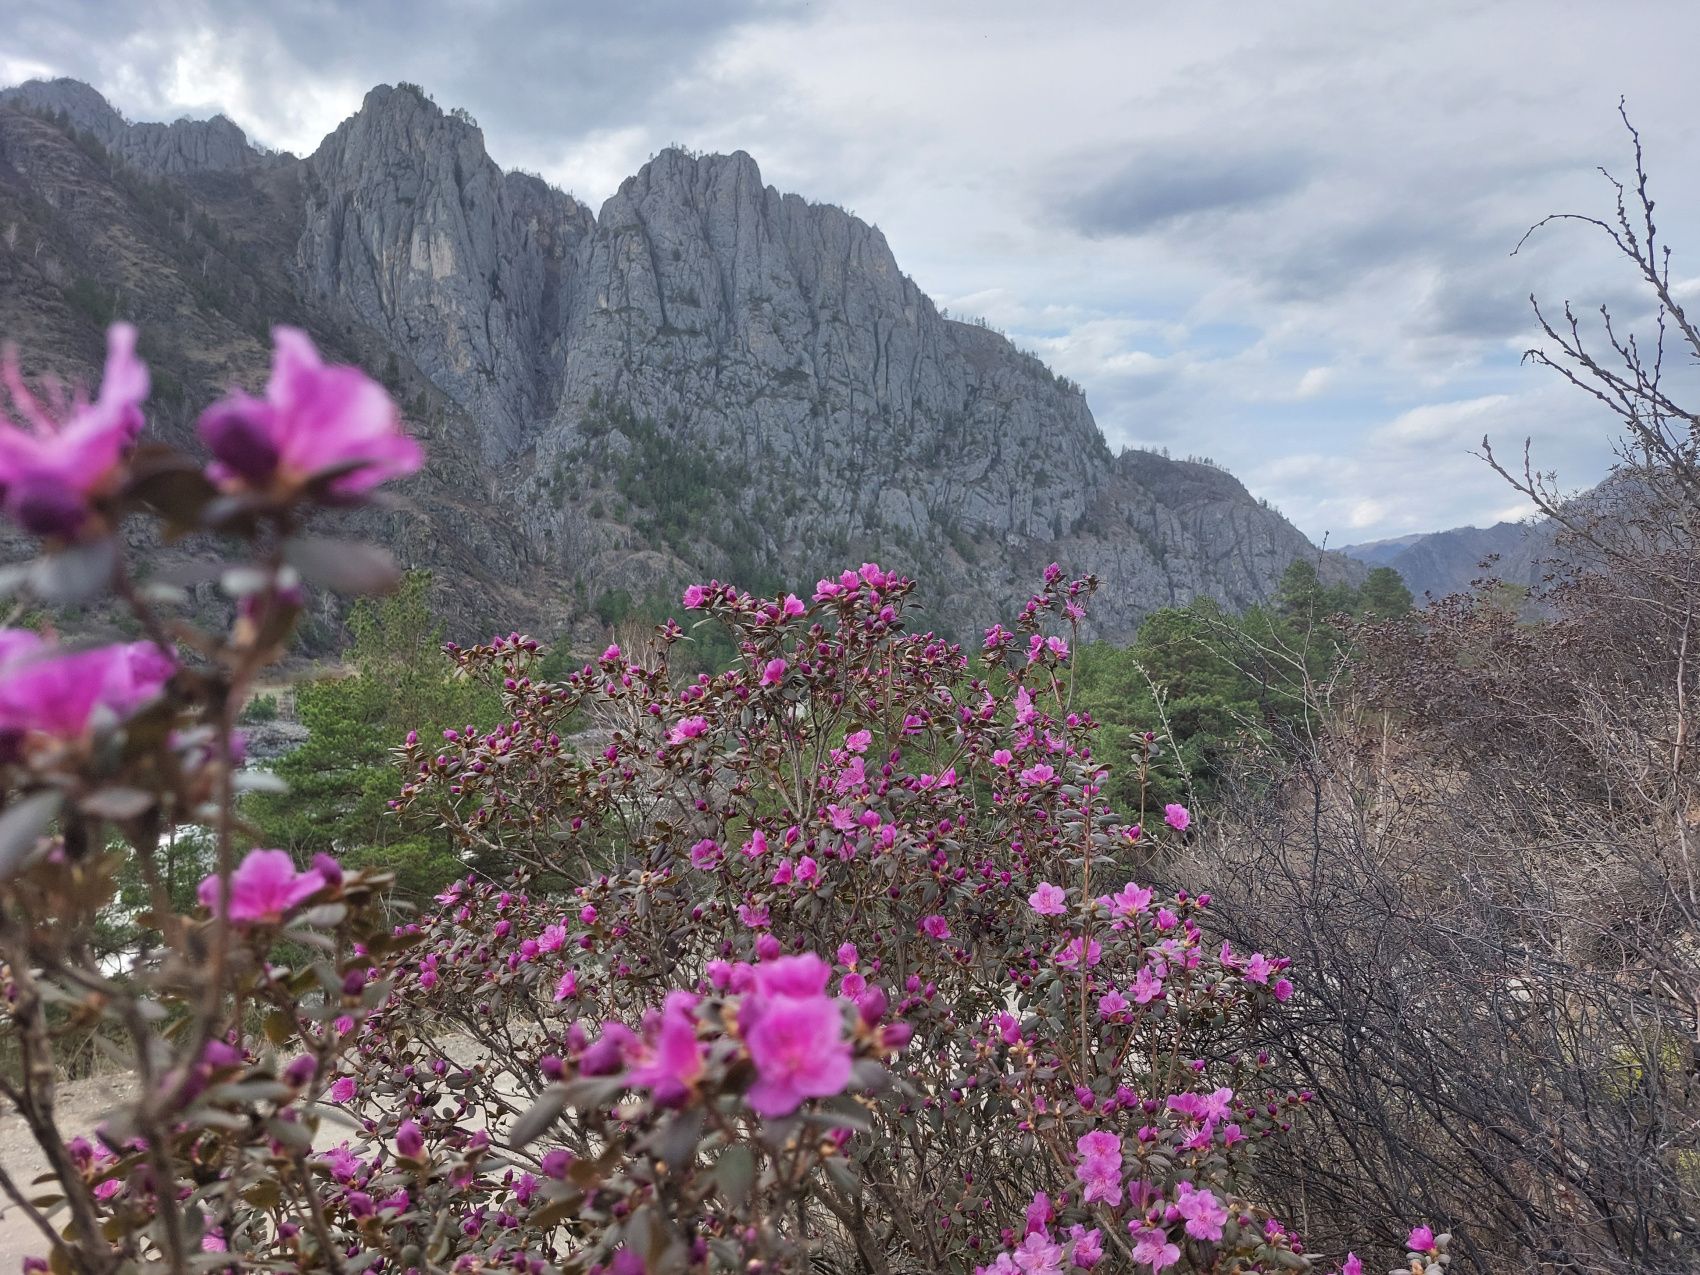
[0,76,1357,646]
[1341,519,1557,599]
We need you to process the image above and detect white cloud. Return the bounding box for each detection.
[1295,367,1333,399]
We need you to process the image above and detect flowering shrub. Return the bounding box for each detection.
[0,324,1396,1273]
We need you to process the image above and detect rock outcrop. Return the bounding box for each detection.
[0,78,268,177]
[0,78,1356,645]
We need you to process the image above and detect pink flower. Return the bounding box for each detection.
[1069,1227,1104,1269]
[919,914,951,941]
[753,954,832,998]
[537,924,568,953]
[328,1076,357,1103]
[1175,1184,1227,1241]
[1163,803,1190,832]
[742,980,851,1117]
[781,593,805,617]
[1055,936,1102,969]
[689,838,722,870]
[760,657,788,687]
[197,849,327,924]
[667,715,708,746]
[1341,1257,1363,1275]
[1011,1231,1064,1274]
[630,991,704,1104]
[1107,882,1153,916]
[1243,953,1273,984]
[1097,990,1129,1018]
[1273,977,1294,1002]
[1017,762,1055,787]
[1407,1226,1437,1254]
[1132,966,1164,1004]
[317,1142,363,1182]
[844,729,871,753]
[199,328,421,496]
[0,323,148,535]
[0,634,173,741]
[1074,1131,1123,1206]
[395,1119,424,1159]
[553,971,579,1002]
[1014,686,1038,725]
[681,584,708,609]
[1028,882,1068,916]
[1129,1226,1180,1272]
[1025,1191,1054,1235]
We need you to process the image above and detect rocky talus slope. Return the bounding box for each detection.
[0,78,1354,645]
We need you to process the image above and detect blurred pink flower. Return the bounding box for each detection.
[0,323,148,535]
[198,327,421,496]
[198,849,326,924]
[630,991,704,1105]
[0,633,173,741]
[742,980,851,1117]
[395,1119,424,1158]
[1163,803,1190,832]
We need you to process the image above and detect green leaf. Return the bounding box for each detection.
[0,791,62,879]
[713,1143,755,1208]
[284,537,400,596]
[507,1086,568,1150]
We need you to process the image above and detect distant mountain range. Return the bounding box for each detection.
[0,77,1358,645]
[1341,518,1559,600]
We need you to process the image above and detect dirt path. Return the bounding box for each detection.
[0,1072,138,1266]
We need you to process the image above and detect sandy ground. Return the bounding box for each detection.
[0,1036,507,1266]
[0,1071,138,1267]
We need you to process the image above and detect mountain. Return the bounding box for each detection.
[1342,520,1557,600]
[0,78,1355,646]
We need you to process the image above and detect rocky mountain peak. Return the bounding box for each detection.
[298,82,593,464]
[0,77,265,177]
[0,76,1361,644]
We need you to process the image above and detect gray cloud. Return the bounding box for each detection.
[1065,147,1313,237]
[8,0,797,164]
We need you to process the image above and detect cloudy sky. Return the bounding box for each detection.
[7,0,1698,544]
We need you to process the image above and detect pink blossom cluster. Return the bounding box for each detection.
[0,628,172,748]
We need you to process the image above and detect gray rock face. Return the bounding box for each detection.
[0,78,266,177]
[1,77,1355,643]
[298,86,594,462]
[507,145,1338,634]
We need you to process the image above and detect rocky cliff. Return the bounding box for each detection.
[0,78,1354,646]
